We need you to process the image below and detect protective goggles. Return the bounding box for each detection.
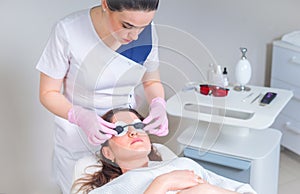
[114,119,146,136]
[199,84,229,97]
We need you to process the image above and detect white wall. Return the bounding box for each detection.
[156,0,300,88]
[0,1,98,193]
[0,0,299,193]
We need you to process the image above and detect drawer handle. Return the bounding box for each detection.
[290,56,300,65]
[285,122,300,135]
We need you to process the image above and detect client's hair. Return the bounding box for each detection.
[72,108,162,194]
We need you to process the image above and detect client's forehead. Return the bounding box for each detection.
[111,111,138,123]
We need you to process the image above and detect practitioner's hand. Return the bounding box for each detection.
[143,97,169,136]
[68,106,117,145]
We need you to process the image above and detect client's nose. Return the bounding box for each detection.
[128,129,138,138]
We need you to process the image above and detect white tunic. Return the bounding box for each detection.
[89,157,257,194]
[36,8,159,194]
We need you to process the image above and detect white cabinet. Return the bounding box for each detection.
[177,126,281,194]
[167,85,292,194]
[271,40,300,155]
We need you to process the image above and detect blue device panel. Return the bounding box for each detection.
[184,147,251,183]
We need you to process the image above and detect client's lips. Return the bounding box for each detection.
[131,138,143,145]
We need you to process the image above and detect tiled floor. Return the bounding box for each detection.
[278,148,300,194]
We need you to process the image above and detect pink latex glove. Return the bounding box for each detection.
[68,106,117,145]
[143,97,169,136]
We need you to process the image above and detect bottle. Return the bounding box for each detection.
[223,67,229,87]
[207,63,214,84]
[213,64,224,87]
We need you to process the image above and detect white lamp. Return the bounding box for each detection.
[234,48,252,91]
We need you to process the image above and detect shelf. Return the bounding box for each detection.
[166,85,293,131]
[177,126,281,159]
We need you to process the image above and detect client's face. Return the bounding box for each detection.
[106,111,151,161]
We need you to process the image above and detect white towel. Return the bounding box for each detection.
[89,157,257,194]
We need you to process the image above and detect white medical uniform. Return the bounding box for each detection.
[89,157,257,194]
[36,8,159,194]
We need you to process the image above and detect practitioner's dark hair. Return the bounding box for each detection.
[106,0,159,12]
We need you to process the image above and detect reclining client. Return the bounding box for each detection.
[72,108,257,194]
